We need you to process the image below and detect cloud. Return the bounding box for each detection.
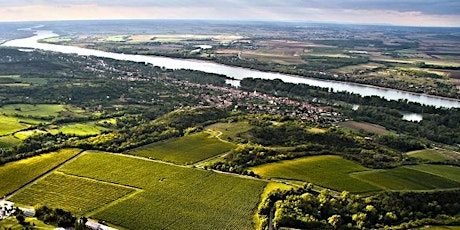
[1,0,459,15]
[0,0,459,26]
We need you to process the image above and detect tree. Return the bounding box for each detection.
[16,215,25,225]
[328,214,342,229]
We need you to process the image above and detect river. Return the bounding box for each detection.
[2,30,460,108]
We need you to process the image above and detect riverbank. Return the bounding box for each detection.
[2,30,460,108]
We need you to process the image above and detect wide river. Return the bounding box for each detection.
[2,30,460,108]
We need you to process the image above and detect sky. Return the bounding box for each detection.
[1,0,459,27]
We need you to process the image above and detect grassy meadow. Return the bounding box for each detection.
[250,155,381,193]
[0,216,56,229]
[13,129,47,140]
[13,151,267,229]
[129,131,236,164]
[0,104,66,118]
[0,135,21,149]
[48,123,108,136]
[0,148,81,197]
[0,115,29,136]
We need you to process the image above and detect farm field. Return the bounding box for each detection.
[407,149,460,162]
[128,131,235,164]
[48,123,108,136]
[352,166,460,190]
[0,104,66,118]
[339,121,389,134]
[0,115,29,136]
[249,155,381,193]
[205,121,252,142]
[0,135,21,149]
[13,129,47,140]
[26,151,267,229]
[0,148,81,197]
[11,172,136,215]
[407,164,460,183]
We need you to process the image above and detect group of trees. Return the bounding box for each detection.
[34,206,77,228]
[259,186,460,229]
[210,116,423,174]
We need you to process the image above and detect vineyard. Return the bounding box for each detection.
[128,131,235,164]
[10,172,136,215]
[11,151,266,229]
[250,155,381,193]
[352,166,460,190]
[0,148,81,197]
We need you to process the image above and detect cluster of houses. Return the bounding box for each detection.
[174,80,342,123]
[0,200,15,220]
[0,199,35,220]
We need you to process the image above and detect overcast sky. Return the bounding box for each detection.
[1,0,459,27]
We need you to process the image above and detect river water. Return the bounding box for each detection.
[2,30,460,108]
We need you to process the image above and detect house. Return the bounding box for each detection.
[85,219,118,230]
[0,200,15,220]
[19,207,35,217]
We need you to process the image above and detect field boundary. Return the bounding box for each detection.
[85,187,143,217]
[5,149,84,199]
[349,170,387,190]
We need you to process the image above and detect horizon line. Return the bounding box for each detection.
[1,18,460,29]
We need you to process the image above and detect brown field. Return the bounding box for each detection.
[129,35,154,42]
[339,121,389,134]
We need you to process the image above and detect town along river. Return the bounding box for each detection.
[3,30,460,108]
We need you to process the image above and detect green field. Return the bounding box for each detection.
[0,104,66,118]
[14,129,47,140]
[352,166,460,190]
[0,135,21,149]
[407,164,460,183]
[42,36,72,43]
[11,172,136,215]
[206,121,252,142]
[97,118,117,125]
[48,123,108,136]
[0,148,81,197]
[0,115,29,135]
[12,151,267,229]
[129,131,236,164]
[250,155,380,193]
[407,149,460,162]
[0,216,55,229]
[103,35,129,42]
[0,74,47,85]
